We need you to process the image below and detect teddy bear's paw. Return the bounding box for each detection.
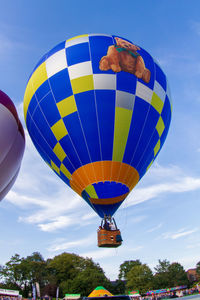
[111,64,121,73]
[142,69,151,83]
[134,70,143,79]
[99,57,110,71]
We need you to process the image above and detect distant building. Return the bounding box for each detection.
[187,268,198,282]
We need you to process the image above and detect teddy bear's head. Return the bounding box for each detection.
[115,37,140,52]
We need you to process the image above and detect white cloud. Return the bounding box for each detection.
[81,244,143,261]
[178,255,200,270]
[162,228,198,240]
[82,212,97,220]
[81,248,117,260]
[38,215,76,232]
[4,127,93,233]
[17,102,25,128]
[19,196,92,231]
[5,130,200,236]
[7,151,200,234]
[148,163,182,179]
[48,234,95,252]
[147,223,163,233]
[123,245,144,253]
[37,210,95,232]
[187,242,200,249]
[7,191,47,208]
[126,174,200,208]
[131,215,147,224]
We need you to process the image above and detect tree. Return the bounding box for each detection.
[41,283,57,298]
[46,253,110,297]
[0,254,24,289]
[46,253,84,285]
[126,264,154,294]
[168,262,189,287]
[23,252,47,285]
[110,280,126,295]
[60,263,109,296]
[0,252,47,297]
[118,260,142,280]
[154,259,170,273]
[153,259,171,289]
[153,260,189,289]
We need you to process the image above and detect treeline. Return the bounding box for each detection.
[0,252,200,297]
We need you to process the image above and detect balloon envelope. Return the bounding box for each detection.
[0,90,25,200]
[24,34,172,218]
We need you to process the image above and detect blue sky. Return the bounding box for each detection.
[1,0,200,281]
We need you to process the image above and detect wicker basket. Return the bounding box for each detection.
[97,228,122,247]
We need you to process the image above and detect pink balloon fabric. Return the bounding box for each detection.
[0,90,25,200]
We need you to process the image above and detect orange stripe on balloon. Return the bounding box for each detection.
[110,162,120,181]
[103,161,112,180]
[90,192,128,205]
[70,161,139,195]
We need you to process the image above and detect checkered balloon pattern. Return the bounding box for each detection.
[24,34,172,218]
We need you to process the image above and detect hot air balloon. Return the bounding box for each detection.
[0,90,25,201]
[23,34,172,247]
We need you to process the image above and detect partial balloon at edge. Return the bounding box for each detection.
[0,90,25,201]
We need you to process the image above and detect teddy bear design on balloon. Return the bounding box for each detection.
[99,37,151,83]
